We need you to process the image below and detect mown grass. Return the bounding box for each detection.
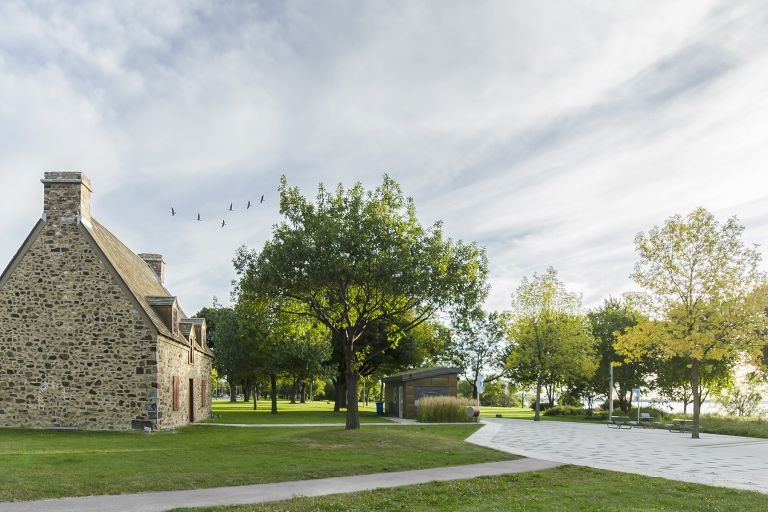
[478,405,537,419]
[0,424,511,502]
[209,399,386,424]
[173,465,768,512]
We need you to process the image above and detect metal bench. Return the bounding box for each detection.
[606,416,633,429]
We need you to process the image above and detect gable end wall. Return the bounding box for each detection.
[0,220,158,430]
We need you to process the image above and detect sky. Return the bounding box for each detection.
[1,1,768,316]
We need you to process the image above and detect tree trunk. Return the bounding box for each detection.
[344,343,360,430]
[334,373,347,412]
[228,382,237,403]
[534,376,542,421]
[617,387,628,412]
[253,383,259,410]
[691,361,701,439]
[290,376,298,404]
[300,382,307,403]
[244,379,253,402]
[270,374,278,415]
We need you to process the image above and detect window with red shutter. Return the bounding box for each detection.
[172,375,180,411]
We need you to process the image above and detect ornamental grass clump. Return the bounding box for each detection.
[417,396,474,423]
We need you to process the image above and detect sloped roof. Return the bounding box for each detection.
[178,320,194,338]
[82,218,211,356]
[382,367,460,383]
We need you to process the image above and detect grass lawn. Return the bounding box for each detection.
[0,424,510,502]
[173,465,768,512]
[673,414,768,439]
[209,399,387,424]
[479,405,535,419]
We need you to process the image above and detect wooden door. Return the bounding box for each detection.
[189,378,195,422]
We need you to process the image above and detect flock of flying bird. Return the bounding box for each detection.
[170,194,265,228]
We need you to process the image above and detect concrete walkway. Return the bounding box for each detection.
[467,418,768,494]
[194,418,472,428]
[0,459,561,512]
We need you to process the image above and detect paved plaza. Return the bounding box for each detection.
[467,418,768,493]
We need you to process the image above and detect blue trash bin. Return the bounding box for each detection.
[375,401,384,416]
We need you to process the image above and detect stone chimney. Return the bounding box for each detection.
[139,254,166,284]
[41,172,92,226]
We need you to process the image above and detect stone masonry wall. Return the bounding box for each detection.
[42,173,92,224]
[0,220,158,430]
[156,338,212,428]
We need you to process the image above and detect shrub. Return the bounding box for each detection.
[543,405,585,417]
[715,382,764,417]
[599,399,622,411]
[417,396,474,423]
[557,391,582,407]
[529,401,556,411]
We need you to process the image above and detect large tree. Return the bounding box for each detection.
[506,267,598,420]
[235,292,330,415]
[587,297,648,412]
[615,208,766,438]
[235,175,488,429]
[449,310,508,398]
[196,303,255,403]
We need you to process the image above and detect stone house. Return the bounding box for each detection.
[0,172,213,430]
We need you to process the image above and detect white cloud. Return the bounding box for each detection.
[1,0,767,315]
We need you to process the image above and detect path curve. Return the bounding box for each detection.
[466,418,768,494]
[0,459,560,512]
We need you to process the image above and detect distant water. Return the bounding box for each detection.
[631,399,768,415]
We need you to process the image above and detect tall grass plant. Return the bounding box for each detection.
[417,396,474,423]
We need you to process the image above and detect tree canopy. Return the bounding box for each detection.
[234,175,489,429]
[587,297,647,412]
[506,267,598,420]
[615,208,767,438]
[449,310,508,398]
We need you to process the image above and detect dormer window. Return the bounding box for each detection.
[146,296,179,336]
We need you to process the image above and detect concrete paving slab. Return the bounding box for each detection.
[466,418,768,494]
[0,458,561,512]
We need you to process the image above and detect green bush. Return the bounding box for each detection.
[529,401,555,411]
[417,396,474,423]
[543,405,586,416]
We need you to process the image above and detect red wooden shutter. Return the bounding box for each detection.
[172,376,180,411]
